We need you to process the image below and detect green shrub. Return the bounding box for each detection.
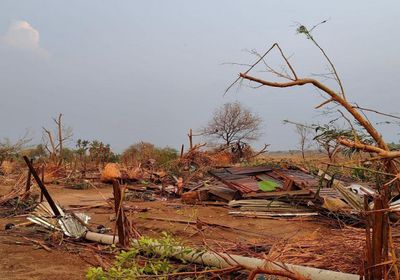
[86,233,195,280]
[121,142,177,167]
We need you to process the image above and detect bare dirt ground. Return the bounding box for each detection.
[0,183,345,280]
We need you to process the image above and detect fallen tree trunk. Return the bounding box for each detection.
[85,233,359,280]
[155,245,359,280]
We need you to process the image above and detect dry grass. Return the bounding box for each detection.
[0,160,16,175]
[268,226,365,274]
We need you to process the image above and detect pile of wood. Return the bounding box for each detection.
[0,174,29,205]
[0,174,36,217]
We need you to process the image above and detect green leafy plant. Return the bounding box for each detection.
[86,233,196,280]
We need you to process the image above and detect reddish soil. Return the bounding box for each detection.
[0,183,337,279]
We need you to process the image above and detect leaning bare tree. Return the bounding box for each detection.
[228,23,399,279]
[42,113,73,167]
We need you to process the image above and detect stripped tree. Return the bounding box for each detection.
[227,22,400,279]
[42,113,73,167]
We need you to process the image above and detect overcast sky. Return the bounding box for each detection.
[0,1,399,152]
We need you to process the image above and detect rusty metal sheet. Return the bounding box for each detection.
[209,169,248,180]
[272,169,320,188]
[211,167,327,195]
[226,166,273,175]
[227,177,260,193]
[210,168,261,194]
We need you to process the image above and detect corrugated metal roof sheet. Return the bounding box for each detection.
[226,166,273,175]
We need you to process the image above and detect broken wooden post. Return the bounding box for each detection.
[188,128,193,150]
[363,195,390,280]
[364,195,373,280]
[180,144,184,159]
[25,158,33,192]
[40,164,45,202]
[112,180,130,247]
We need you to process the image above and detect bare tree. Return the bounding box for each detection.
[42,113,73,167]
[227,23,400,279]
[203,102,262,147]
[283,120,313,161]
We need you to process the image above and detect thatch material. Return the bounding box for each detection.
[0,160,15,175]
[0,174,28,206]
[127,166,143,180]
[41,164,66,183]
[101,163,121,182]
[268,227,365,274]
[182,148,215,168]
[208,150,233,166]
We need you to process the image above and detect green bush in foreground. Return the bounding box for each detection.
[86,233,197,280]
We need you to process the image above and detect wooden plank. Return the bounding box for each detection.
[229,211,319,218]
[208,186,239,202]
[283,178,295,191]
[181,189,209,204]
[243,189,313,199]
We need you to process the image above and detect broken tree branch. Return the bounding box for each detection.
[352,105,400,120]
[239,73,391,154]
[338,138,400,160]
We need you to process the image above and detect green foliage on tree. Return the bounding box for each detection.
[0,136,31,163]
[75,139,119,166]
[86,233,195,280]
[121,142,178,167]
[388,142,400,151]
[313,124,373,160]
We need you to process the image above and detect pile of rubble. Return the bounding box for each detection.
[181,165,388,223]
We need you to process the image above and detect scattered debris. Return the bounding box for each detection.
[228,199,318,218]
[0,156,394,278]
[22,156,127,246]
